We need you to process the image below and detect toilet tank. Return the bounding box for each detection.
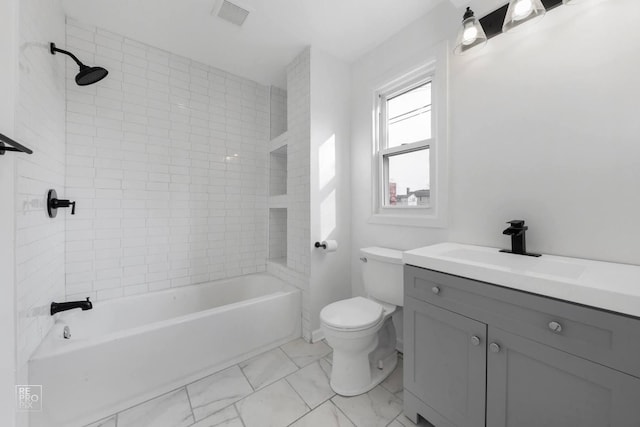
[360,247,404,307]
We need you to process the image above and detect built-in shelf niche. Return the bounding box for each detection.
[270,86,287,140]
[268,87,288,266]
[269,144,287,197]
[269,208,287,263]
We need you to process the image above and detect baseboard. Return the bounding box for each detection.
[311,328,325,343]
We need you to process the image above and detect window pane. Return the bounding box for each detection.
[385,148,430,207]
[387,82,432,148]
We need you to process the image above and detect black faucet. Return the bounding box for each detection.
[499,220,541,257]
[51,297,93,315]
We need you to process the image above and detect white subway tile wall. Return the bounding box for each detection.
[270,86,287,139]
[14,0,66,383]
[286,48,311,278]
[277,48,312,340]
[64,19,270,301]
[268,208,287,260]
[269,148,287,196]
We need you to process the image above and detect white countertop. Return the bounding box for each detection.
[403,243,640,318]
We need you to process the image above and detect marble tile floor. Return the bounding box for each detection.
[85,338,433,427]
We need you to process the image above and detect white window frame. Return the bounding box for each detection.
[378,77,432,210]
[370,44,449,228]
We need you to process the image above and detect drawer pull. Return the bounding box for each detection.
[432,286,441,295]
[471,336,481,346]
[489,343,501,353]
[548,321,563,333]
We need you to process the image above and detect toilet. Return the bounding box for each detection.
[320,247,403,396]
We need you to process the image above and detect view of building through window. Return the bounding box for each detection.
[388,148,430,206]
[384,82,431,207]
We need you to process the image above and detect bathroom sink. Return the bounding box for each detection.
[440,248,586,279]
[403,243,640,318]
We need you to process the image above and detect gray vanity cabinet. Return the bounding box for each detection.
[404,265,640,427]
[486,327,640,427]
[404,296,486,427]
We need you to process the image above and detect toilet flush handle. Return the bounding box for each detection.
[359,257,367,263]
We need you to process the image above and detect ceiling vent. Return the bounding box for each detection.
[215,0,251,26]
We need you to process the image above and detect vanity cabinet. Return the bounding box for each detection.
[404,297,486,427]
[404,265,640,427]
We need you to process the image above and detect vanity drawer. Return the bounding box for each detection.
[405,265,640,378]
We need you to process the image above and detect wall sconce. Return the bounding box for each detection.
[503,0,546,32]
[454,0,572,55]
[454,7,488,55]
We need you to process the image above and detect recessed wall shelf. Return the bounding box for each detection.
[269,208,287,262]
[269,131,288,152]
[270,144,287,197]
[0,133,33,156]
[269,194,288,209]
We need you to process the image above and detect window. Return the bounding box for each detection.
[380,80,432,208]
[371,49,448,228]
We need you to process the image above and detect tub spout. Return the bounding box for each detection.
[51,297,93,315]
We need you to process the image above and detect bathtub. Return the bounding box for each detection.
[29,273,301,427]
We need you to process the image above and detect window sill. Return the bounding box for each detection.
[368,212,447,228]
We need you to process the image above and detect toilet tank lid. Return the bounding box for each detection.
[360,247,403,264]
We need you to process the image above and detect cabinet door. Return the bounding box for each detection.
[404,296,487,427]
[487,327,640,427]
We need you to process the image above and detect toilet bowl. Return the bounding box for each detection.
[320,247,403,396]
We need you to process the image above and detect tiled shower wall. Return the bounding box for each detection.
[64,19,270,301]
[285,48,311,278]
[14,0,66,383]
[270,47,311,340]
[268,208,287,260]
[269,86,287,139]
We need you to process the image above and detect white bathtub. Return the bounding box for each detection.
[29,273,301,427]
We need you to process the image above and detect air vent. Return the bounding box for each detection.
[216,0,250,26]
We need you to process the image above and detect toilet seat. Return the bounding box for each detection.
[320,297,383,332]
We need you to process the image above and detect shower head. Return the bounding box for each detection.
[50,43,109,86]
[75,65,109,86]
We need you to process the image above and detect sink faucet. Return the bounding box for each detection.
[50,297,93,315]
[499,220,541,257]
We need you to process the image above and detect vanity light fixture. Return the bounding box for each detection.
[454,7,488,55]
[456,0,570,54]
[502,0,547,32]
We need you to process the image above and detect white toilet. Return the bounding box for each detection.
[320,247,403,396]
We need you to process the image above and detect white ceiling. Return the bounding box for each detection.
[61,0,447,88]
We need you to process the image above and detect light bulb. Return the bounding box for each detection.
[454,7,487,55]
[513,0,534,21]
[462,24,479,45]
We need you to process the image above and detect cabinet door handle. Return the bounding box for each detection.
[471,336,481,346]
[548,321,563,333]
[489,343,501,353]
[432,286,440,295]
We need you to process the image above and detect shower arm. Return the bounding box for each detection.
[50,43,87,69]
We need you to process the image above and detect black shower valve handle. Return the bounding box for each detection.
[47,189,76,218]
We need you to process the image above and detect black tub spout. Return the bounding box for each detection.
[51,297,93,315]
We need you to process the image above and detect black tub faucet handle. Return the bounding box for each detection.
[47,189,77,218]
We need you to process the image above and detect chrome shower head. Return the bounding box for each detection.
[50,42,109,86]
